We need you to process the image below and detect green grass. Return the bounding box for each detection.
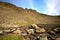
[0,34,23,40]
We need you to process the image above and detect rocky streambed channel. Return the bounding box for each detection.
[0,24,60,40]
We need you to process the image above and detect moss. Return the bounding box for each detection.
[0,34,23,40]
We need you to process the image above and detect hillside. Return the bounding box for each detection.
[0,2,60,27]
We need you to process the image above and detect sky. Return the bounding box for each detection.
[0,0,60,16]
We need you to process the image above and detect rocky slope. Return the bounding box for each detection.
[0,2,60,27]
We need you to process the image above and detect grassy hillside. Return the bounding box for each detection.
[0,2,60,27]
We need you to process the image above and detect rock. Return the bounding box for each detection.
[36,28,45,33]
[40,34,48,40]
[21,32,27,36]
[17,28,20,30]
[56,38,60,40]
[26,29,34,34]
[11,28,16,31]
[54,28,59,32]
[13,29,21,35]
[3,29,11,33]
[50,31,56,35]
[31,24,39,29]
[0,30,3,34]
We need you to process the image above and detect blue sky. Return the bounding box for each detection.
[0,0,60,16]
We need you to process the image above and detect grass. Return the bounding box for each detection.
[0,34,23,40]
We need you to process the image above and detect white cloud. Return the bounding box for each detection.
[45,0,60,15]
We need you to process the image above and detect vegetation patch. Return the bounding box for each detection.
[0,34,23,40]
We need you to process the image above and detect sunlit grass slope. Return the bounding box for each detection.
[0,2,60,27]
